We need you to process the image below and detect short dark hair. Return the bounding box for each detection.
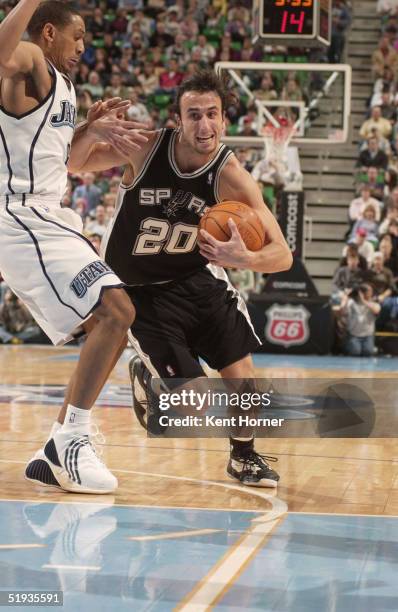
[174,69,236,115]
[27,1,81,39]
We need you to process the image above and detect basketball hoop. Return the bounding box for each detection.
[262,120,296,170]
[261,120,297,188]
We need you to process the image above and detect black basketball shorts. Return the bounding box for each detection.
[125,266,261,383]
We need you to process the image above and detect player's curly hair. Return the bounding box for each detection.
[27,1,81,40]
[174,69,237,115]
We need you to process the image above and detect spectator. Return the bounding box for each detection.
[81,31,96,68]
[228,268,255,301]
[192,34,216,63]
[378,202,398,233]
[371,35,398,80]
[239,116,258,137]
[379,233,398,275]
[126,88,151,124]
[328,0,351,63]
[180,12,199,39]
[377,1,398,16]
[110,8,129,35]
[165,7,181,37]
[158,58,185,93]
[253,73,278,101]
[166,34,189,65]
[86,233,102,254]
[340,243,368,271]
[281,78,303,103]
[104,71,129,99]
[340,284,380,356]
[332,252,365,298]
[357,136,389,170]
[86,7,108,39]
[363,166,385,200]
[387,217,398,250]
[349,185,382,222]
[359,105,392,140]
[379,90,397,121]
[150,21,175,49]
[83,70,104,100]
[85,205,108,238]
[0,289,46,344]
[350,205,380,243]
[369,251,396,300]
[138,63,159,96]
[344,228,375,266]
[72,173,102,214]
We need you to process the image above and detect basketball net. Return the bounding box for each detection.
[262,119,296,184]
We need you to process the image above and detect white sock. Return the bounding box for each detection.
[59,404,91,435]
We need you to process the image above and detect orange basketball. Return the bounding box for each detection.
[199,201,266,251]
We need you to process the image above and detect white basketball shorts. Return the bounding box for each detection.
[0,195,124,345]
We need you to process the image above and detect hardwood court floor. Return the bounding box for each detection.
[0,345,397,517]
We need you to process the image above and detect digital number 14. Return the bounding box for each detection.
[281,10,305,33]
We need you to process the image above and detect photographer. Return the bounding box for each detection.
[340,284,381,356]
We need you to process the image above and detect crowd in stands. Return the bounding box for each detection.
[0,0,353,345]
[330,1,398,355]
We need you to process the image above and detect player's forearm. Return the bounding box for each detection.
[0,0,41,67]
[68,122,99,172]
[245,242,293,273]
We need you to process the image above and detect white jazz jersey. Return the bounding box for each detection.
[0,62,75,199]
[0,64,124,345]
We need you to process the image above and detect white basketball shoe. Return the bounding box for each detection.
[25,424,117,494]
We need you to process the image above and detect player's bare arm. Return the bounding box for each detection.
[0,0,55,114]
[199,155,293,273]
[68,98,150,172]
[69,129,160,178]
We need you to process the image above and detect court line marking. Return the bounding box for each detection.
[175,516,282,611]
[1,439,397,464]
[114,468,288,523]
[42,564,101,571]
[128,528,222,542]
[0,544,46,550]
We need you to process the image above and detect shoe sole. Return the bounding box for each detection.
[226,472,278,489]
[25,455,63,490]
[128,355,148,430]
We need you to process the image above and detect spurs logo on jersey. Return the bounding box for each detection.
[139,188,207,218]
[50,100,76,128]
[0,62,76,199]
[103,128,233,286]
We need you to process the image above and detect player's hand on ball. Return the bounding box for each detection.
[199,218,250,268]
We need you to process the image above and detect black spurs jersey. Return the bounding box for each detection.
[103,128,233,285]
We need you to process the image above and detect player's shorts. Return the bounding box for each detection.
[0,195,124,345]
[126,265,262,383]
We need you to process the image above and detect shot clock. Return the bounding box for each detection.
[253,0,331,46]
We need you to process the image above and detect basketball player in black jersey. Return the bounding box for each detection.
[72,70,292,487]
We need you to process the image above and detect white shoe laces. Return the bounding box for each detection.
[73,423,106,463]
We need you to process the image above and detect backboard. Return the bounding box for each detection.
[215,61,352,146]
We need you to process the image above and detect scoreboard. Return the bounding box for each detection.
[253,0,331,46]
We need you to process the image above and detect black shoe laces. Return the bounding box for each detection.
[239,451,278,471]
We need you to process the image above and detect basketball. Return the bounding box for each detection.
[199,201,266,251]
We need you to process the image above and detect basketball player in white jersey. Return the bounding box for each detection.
[0,0,149,494]
[65,70,292,487]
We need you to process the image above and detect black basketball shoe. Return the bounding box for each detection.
[128,355,167,435]
[227,450,280,488]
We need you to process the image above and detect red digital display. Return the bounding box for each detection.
[261,0,315,37]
